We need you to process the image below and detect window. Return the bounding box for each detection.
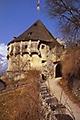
[49,47,51,50]
[28,32,32,37]
[7,55,9,59]
[42,74,46,80]
[42,60,46,63]
[25,45,27,48]
[7,47,9,51]
[34,23,37,26]
[42,45,45,49]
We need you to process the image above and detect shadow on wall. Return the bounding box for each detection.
[42,74,47,81]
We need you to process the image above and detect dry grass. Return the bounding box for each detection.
[0,70,41,120]
[62,47,80,81]
[59,79,80,107]
[61,47,80,103]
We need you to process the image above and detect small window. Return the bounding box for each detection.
[28,32,32,37]
[7,47,9,51]
[7,55,9,59]
[25,45,27,48]
[42,45,45,49]
[42,74,46,80]
[10,52,13,56]
[39,54,41,58]
[42,60,46,63]
[49,47,51,50]
[34,23,37,26]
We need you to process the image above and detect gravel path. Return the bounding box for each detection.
[46,78,80,120]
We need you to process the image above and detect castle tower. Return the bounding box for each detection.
[7,20,62,79]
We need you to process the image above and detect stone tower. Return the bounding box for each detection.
[7,20,63,79]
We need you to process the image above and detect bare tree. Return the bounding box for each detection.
[45,0,80,41]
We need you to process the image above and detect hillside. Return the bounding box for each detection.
[62,46,80,101]
[0,70,41,120]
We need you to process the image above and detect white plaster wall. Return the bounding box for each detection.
[40,44,50,60]
[30,54,42,69]
[7,40,62,73]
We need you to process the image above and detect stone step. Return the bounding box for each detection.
[40,90,49,94]
[46,97,58,105]
[41,91,50,94]
[40,85,47,88]
[40,82,74,120]
[55,114,73,120]
[44,96,53,100]
[40,88,49,92]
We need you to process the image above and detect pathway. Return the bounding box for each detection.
[39,78,73,120]
[46,78,80,120]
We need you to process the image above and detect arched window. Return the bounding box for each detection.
[42,45,45,49]
[25,45,27,48]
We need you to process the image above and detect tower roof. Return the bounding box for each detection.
[8,20,60,46]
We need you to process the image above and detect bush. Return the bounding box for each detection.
[0,70,42,120]
[62,46,80,88]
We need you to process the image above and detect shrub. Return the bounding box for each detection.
[62,46,80,88]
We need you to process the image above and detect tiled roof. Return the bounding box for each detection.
[8,20,60,46]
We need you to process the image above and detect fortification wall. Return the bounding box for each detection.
[7,40,51,71]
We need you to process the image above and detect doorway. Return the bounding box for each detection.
[55,63,62,78]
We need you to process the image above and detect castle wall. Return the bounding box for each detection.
[7,20,64,81]
[7,39,63,81]
[7,40,51,71]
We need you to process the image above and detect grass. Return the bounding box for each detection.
[59,78,80,107]
[0,70,41,120]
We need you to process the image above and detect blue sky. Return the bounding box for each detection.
[0,0,61,45]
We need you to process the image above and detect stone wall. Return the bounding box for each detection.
[7,40,63,80]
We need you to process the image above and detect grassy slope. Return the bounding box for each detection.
[0,70,40,120]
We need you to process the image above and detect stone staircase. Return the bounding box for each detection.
[39,79,74,120]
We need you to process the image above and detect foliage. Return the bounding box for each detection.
[62,46,80,88]
[45,0,80,41]
[0,70,42,120]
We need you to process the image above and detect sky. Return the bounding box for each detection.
[0,0,61,55]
